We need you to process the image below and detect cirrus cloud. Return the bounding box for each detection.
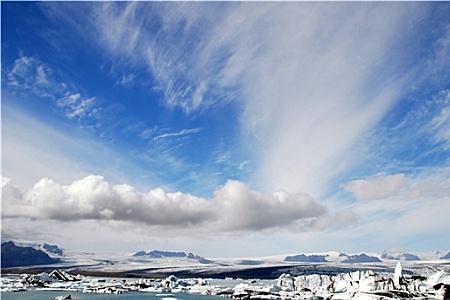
[5,54,97,121]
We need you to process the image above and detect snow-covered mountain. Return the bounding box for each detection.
[440,251,450,259]
[381,251,421,261]
[281,250,450,263]
[1,241,60,268]
[39,243,64,256]
[9,241,64,257]
[283,252,381,263]
[338,253,382,263]
[284,254,328,262]
[132,249,212,264]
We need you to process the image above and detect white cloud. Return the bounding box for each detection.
[57,92,96,119]
[6,54,56,97]
[48,2,433,196]
[2,174,332,233]
[153,128,202,141]
[4,169,448,253]
[13,3,449,253]
[39,3,450,196]
[343,173,407,201]
[337,169,450,249]
[35,64,50,87]
[6,54,97,121]
[1,177,23,209]
[212,180,327,231]
[116,73,135,87]
[215,151,231,164]
[238,160,251,170]
[231,4,423,196]
[429,90,450,150]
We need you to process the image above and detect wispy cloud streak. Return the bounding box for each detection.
[153,128,202,141]
[5,54,97,121]
[41,2,446,196]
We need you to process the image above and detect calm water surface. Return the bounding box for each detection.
[1,290,223,300]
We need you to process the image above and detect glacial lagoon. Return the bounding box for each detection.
[1,290,221,300]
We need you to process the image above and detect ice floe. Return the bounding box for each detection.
[1,263,449,299]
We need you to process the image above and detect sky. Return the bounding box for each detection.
[1,2,450,257]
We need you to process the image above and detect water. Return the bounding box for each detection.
[1,290,223,300]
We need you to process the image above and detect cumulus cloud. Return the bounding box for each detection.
[2,175,331,232]
[1,177,23,208]
[211,180,326,231]
[343,173,407,201]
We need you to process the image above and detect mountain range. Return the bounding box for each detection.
[2,240,450,271]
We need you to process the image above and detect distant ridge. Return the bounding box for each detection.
[340,253,381,263]
[132,249,212,264]
[285,254,328,263]
[133,250,147,257]
[237,259,264,265]
[283,252,382,263]
[145,250,187,258]
[381,251,421,261]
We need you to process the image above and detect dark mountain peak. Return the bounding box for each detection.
[41,243,64,256]
[132,249,212,264]
[2,241,15,247]
[147,250,186,258]
[341,253,381,263]
[285,254,328,262]
[133,250,147,257]
[1,241,59,268]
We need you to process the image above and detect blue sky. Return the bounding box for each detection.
[2,2,252,196]
[1,2,450,256]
